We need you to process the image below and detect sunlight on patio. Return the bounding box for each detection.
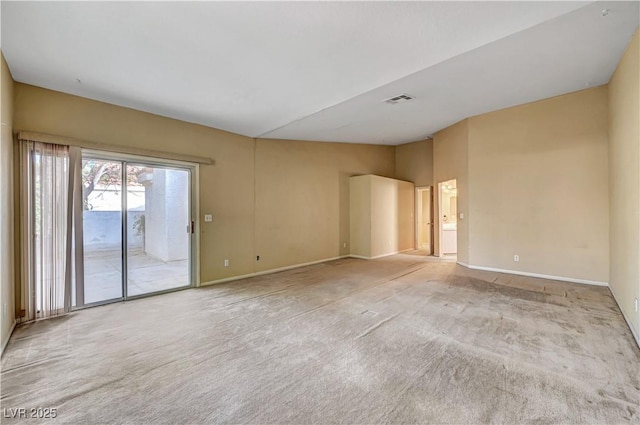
[82,248,189,304]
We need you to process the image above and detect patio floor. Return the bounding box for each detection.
[81,248,190,304]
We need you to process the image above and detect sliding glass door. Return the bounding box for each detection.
[125,164,191,297]
[77,154,193,308]
[81,159,124,305]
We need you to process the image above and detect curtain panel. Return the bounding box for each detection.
[21,140,82,321]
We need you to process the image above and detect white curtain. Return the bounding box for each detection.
[23,141,81,320]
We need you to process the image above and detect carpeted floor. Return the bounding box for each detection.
[1,255,639,424]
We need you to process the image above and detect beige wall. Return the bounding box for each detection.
[370,175,414,258]
[395,137,434,253]
[254,139,394,271]
[467,87,610,283]
[13,83,394,286]
[350,174,414,258]
[14,83,257,284]
[1,52,15,352]
[608,29,639,342]
[349,175,372,258]
[395,139,433,187]
[433,120,469,262]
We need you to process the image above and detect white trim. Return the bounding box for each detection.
[457,262,638,348]
[457,262,609,287]
[349,249,414,260]
[200,256,348,287]
[414,186,432,252]
[349,254,371,260]
[608,283,640,349]
[193,165,201,287]
[1,320,16,357]
[436,181,443,257]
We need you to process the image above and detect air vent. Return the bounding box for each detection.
[384,94,414,104]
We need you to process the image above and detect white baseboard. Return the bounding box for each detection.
[201,249,415,286]
[350,248,414,260]
[200,255,349,287]
[457,262,609,287]
[457,262,637,347]
[608,283,640,349]
[1,320,16,357]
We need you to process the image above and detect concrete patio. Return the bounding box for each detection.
[81,248,190,304]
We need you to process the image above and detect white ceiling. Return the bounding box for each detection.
[1,1,638,145]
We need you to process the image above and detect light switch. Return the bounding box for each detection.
[204,214,213,222]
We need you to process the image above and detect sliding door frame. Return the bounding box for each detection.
[75,149,199,310]
[73,156,121,308]
[123,160,195,301]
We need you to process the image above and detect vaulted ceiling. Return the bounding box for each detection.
[2,1,638,145]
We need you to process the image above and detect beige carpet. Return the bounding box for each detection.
[1,255,639,424]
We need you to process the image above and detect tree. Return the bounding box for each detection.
[82,160,146,209]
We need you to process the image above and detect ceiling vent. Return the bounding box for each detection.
[384,94,414,104]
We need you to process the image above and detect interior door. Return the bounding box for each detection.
[125,164,192,297]
[422,187,432,254]
[416,187,433,254]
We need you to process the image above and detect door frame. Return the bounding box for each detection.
[414,186,434,254]
[437,179,457,258]
[75,150,199,309]
[436,181,443,257]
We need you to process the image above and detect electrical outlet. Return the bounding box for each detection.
[634,298,638,313]
[224,259,229,267]
[256,255,260,261]
[513,255,519,262]
[343,242,347,248]
[204,214,213,222]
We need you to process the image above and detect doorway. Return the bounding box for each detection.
[415,186,433,254]
[438,179,457,258]
[76,154,194,308]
